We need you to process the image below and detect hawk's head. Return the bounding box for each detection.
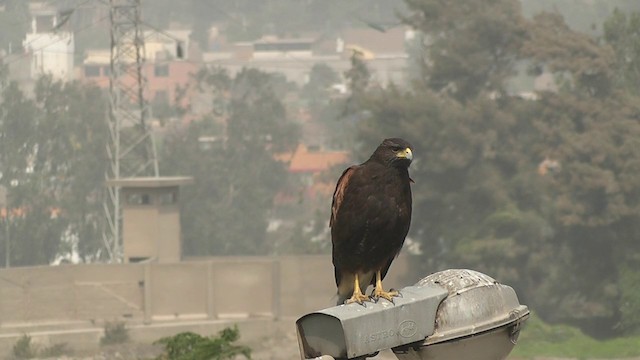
[372,138,413,167]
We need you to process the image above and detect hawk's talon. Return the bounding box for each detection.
[345,292,371,305]
[372,288,400,303]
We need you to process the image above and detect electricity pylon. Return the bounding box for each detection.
[103,0,158,261]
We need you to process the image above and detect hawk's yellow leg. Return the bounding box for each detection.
[372,270,399,302]
[345,273,371,305]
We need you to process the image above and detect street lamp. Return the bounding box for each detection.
[296,269,529,360]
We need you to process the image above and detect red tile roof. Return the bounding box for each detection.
[286,144,349,173]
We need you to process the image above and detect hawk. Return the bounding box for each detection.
[330,138,413,305]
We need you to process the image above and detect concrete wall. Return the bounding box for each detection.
[0,264,145,325]
[0,255,411,357]
[0,255,410,326]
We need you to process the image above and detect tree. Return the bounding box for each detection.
[604,9,640,96]
[161,67,299,256]
[0,80,49,267]
[347,0,640,336]
[35,78,109,262]
[341,51,372,123]
[302,63,340,104]
[521,0,640,36]
[0,77,108,266]
[403,0,528,101]
[519,10,640,333]
[602,9,640,334]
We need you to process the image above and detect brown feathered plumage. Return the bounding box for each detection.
[330,138,413,305]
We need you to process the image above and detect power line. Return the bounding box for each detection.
[20,0,96,50]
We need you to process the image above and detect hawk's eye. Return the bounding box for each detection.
[391,146,402,152]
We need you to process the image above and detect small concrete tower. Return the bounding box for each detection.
[106,176,193,263]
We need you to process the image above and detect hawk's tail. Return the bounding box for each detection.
[334,271,373,306]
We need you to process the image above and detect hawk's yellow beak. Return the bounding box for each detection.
[397,147,413,161]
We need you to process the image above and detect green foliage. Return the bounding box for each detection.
[100,321,130,346]
[10,334,71,359]
[155,326,251,360]
[342,53,373,121]
[348,0,640,336]
[161,67,300,255]
[512,313,640,358]
[39,343,71,358]
[344,53,370,96]
[604,9,640,95]
[11,335,36,359]
[520,0,640,35]
[268,195,333,255]
[404,0,528,101]
[302,63,340,106]
[618,263,640,333]
[0,80,62,267]
[523,12,616,97]
[0,76,108,265]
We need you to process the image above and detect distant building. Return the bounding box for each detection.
[23,2,74,82]
[80,29,199,111]
[252,36,316,59]
[337,26,409,59]
[202,26,411,86]
[285,143,349,175]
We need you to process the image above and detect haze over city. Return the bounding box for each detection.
[1,0,640,359]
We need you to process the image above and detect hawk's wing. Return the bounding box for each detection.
[330,166,357,228]
[330,165,367,290]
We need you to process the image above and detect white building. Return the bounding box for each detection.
[22,2,74,82]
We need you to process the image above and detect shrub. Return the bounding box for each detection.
[100,321,130,346]
[155,325,251,360]
[12,335,37,359]
[40,343,71,357]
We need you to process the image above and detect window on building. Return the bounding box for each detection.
[154,64,169,77]
[84,65,100,77]
[158,192,177,205]
[127,193,151,205]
